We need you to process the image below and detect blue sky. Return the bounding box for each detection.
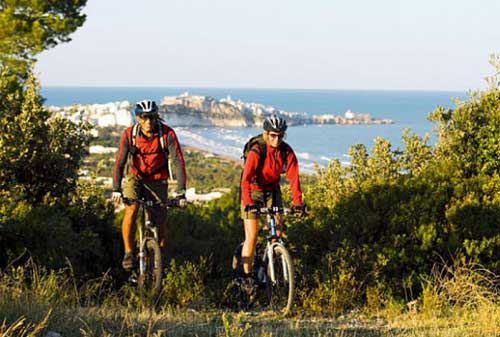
[36,0,500,90]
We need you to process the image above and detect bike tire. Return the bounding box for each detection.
[138,238,163,302]
[266,244,294,316]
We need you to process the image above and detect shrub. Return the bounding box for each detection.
[161,258,208,308]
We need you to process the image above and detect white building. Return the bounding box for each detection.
[97,114,116,127]
[345,109,355,119]
[115,109,134,126]
[89,145,118,154]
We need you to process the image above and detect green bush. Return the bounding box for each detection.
[161,258,208,308]
[0,71,120,278]
[289,64,500,308]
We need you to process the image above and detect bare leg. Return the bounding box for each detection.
[275,213,283,238]
[242,218,259,274]
[122,204,139,253]
[158,217,167,250]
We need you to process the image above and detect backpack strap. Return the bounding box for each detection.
[129,123,140,155]
[131,123,139,146]
[158,121,168,154]
[256,141,267,172]
[279,141,291,173]
[158,121,175,181]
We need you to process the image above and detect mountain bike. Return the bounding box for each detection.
[233,206,300,316]
[123,197,180,303]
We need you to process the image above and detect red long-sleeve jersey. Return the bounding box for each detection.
[113,123,186,193]
[241,142,302,206]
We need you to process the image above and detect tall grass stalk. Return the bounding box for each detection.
[0,310,51,337]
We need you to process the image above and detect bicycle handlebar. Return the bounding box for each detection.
[257,207,294,215]
[122,197,181,208]
[244,205,307,216]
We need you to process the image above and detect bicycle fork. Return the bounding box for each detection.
[265,217,290,284]
[266,242,291,284]
[139,210,158,276]
[266,243,275,282]
[139,220,146,276]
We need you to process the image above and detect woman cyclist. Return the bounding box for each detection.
[239,114,305,287]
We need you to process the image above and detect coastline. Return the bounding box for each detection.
[47,88,457,177]
[182,143,317,176]
[46,93,394,130]
[182,144,242,166]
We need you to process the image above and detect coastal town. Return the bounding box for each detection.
[46,92,394,129]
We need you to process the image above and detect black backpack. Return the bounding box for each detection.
[239,134,291,204]
[241,133,290,175]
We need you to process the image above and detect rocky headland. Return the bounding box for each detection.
[161,92,393,127]
[46,92,393,128]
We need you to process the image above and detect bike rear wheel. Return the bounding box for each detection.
[138,238,163,302]
[266,244,294,315]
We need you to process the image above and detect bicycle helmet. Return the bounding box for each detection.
[263,114,288,133]
[134,100,159,116]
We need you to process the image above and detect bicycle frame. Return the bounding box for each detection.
[262,211,290,286]
[233,205,298,314]
[255,208,289,281]
[123,197,178,294]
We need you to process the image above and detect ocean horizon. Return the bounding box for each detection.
[41,86,466,172]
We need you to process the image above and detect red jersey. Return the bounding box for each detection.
[241,142,302,206]
[113,123,186,193]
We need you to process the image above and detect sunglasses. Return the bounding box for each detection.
[138,114,157,121]
[268,132,284,140]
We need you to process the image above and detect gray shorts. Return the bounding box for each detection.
[122,174,168,225]
[241,188,283,220]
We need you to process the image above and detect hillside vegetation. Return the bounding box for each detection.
[0,0,500,337]
[1,1,499,332]
[1,61,499,335]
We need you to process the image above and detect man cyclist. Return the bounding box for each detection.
[240,114,305,286]
[112,99,187,270]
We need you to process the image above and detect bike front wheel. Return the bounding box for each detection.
[138,238,163,302]
[266,244,294,315]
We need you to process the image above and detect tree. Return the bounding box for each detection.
[0,72,90,203]
[0,1,121,276]
[429,56,500,178]
[0,0,87,77]
[0,72,119,274]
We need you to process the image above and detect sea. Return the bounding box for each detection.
[41,87,466,173]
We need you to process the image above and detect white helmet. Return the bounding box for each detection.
[263,114,288,132]
[134,100,158,116]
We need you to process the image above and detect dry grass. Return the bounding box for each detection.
[379,260,500,337]
[0,259,498,337]
[0,310,50,337]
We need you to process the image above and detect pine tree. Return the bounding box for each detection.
[0,0,87,78]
